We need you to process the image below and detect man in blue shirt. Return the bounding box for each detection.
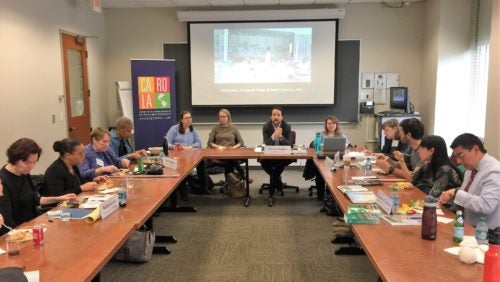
[109,117,147,160]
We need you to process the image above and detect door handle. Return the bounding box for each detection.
[69,127,77,132]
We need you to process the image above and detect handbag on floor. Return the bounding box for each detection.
[114,225,155,262]
[226,172,246,198]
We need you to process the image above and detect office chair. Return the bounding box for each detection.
[258,131,299,196]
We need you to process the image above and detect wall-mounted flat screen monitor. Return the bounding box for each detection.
[390,87,409,113]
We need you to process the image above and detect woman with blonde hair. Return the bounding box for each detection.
[379,119,407,158]
[322,115,349,145]
[207,108,251,183]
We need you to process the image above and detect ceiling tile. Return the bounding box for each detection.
[244,0,280,6]
[280,0,314,4]
[209,0,246,6]
[137,0,177,7]
[171,0,211,7]
[102,0,143,8]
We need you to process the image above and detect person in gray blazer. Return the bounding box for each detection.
[439,133,500,229]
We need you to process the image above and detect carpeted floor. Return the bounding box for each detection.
[100,168,379,282]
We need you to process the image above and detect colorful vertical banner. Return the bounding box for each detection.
[131,59,177,150]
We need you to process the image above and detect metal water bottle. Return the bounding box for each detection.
[484,228,500,282]
[314,132,322,152]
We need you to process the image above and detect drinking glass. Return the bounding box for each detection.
[61,212,71,222]
[125,177,134,189]
[6,235,20,256]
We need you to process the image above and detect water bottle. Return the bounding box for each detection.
[453,210,464,243]
[475,216,488,245]
[364,157,372,176]
[314,132,322,152]
[138,157,144,173]
[334,151,340,169]
[342,154,351,184]
[159,152,166,166]
[484,228,500,282]
[118,184,127,207]
[421,196,437,240]
[391,186,400,215]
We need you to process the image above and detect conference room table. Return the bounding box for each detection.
[314,158,484,281]
[0,210,135,281]
[0,150,201,281]
[201,147,315,206]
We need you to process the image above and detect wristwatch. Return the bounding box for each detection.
[388,166,395,174]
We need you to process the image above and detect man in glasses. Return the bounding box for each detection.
[439,133,500,229]
[109,116,147,160]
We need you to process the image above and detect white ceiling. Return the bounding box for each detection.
[102,0,421,8]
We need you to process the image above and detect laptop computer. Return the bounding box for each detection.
[316,137,347,159]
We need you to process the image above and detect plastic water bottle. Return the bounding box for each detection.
[391,186,400,215]
[421,196,437,240]
[118,184,127,207]
[159,152,166,166]
[364,157,372,175]
[334,151,340,169]
[138,157,144,173]
[475,216,489,245]
[453,210,464,243]
[314,132,322,152]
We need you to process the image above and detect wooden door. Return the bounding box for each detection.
[61,33,91,144]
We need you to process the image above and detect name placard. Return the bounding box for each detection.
[164,157,178,169]
[100,194,119,220]
[263,145,291,154]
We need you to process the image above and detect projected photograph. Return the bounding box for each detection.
[214,28,312,83]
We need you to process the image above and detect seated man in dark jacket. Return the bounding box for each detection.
[260,107,293,206]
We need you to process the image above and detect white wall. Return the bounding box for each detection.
[0,0,107,173]
[104,3,425,152]
[485,0,500,158]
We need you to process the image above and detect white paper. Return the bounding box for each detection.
[374,73,386,89]
[361,72,374,89]
[374,88,386,104]
[437,216,454,224]
[99,187,120,194]
[0,248,5,255]
[24,271,40,282]
[80,195,114,209]
[386,73,400,88]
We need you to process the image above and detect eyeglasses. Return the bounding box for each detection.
[219,115,228,118]
[454,150,470,160]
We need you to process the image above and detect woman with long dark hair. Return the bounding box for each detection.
[166,111,202,149]
[413,135,463,197]
[166,111,208,198]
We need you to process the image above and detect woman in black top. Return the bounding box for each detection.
[0,138,76,235]
[42,138,107,196]
[379,119,407,159]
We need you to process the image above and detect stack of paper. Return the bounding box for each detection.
[337,185,368,193]
[383,215,422,226]
[345,190,377,204]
